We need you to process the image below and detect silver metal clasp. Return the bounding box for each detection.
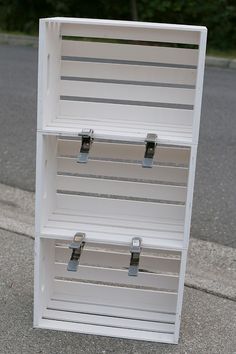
[67,232,86,271]
[77,129,94,163]
[128,237,142,276]
[142,133,157,168]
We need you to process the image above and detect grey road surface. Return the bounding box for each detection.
[0,44,235,247]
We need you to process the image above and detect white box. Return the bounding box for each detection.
[35,17,207,343]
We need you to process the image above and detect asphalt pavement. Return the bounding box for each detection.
[0,44,235,247]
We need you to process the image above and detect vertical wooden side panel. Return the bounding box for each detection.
[183,145,197,249]
[173,248,188,343]
[35,133,44,235]
[34,234,43,326]
[42,240,55,305]
[38,19,61,129]
[34,131,44,325]
[192,29,207,144]
[174,145,198,342]
[37,20,45,131]
[34,238,55,326]
[36,134,57,232]
[34,133,58,325]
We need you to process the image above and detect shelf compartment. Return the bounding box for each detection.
[37,17,207,145]
[35,238,183,342]
[37,135,190,248]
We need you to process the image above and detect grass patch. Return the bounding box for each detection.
[207,48,236,59]
[0,29,37,36]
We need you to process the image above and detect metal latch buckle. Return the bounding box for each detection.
[142,133,157,168]
[128,237,142,276]
[67,232,86,271]
[77,129,94,163]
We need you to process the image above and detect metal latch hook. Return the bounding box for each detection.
[142,133,157,168]
[67,232,86,272]
[77,129,94,163]
[128,237,142,276]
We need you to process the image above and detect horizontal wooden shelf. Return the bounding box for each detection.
[39,123,194,146]
[40,203,186,250]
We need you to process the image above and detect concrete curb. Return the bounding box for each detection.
[0,182,235,301]
[205,56,236,69]
[186,238,236,300]
[0,183,35,238]
[0,32,236,69]
[0,33,38,47]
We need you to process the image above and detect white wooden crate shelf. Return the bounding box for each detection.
[35,17,207,344]
[35,239,185,343]
[37,17,207,146]
[36,135,192,249]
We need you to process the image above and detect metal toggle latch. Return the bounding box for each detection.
[77,129,94,163]
[142,133,157,168]
[128,237,142,276]
[67,232,86,272]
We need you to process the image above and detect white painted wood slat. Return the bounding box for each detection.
[55,241,181,256]
[61,22,201,44]
[57,157,189,184]
[52,120,192,144]
[53,280,178,313]
[60,80,195,105]
[48,221,183,246]
[45,219,183,241]
[61,61,197,86]
[54,117,192,135]
[47,298,176,323]
[39,317,175,342]
[50,210,184,235]
[56,175,187,202]
[43,308,175,333]
[57,140,191,165]
[56,194,186,222]
[59,101,193,127]
[56,115,193,133]
[41,227,184,249]
[55,246,181,274]
[54,264,179,291]
[45,125,193,145]
[61,40,199,66]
